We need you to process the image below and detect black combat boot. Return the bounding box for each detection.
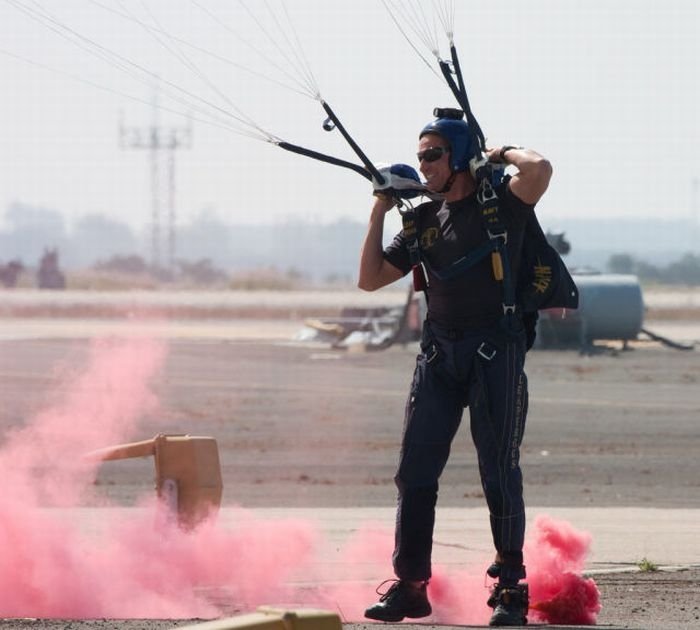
[487,554,527,581]
[488,583,529,626]
[364,579,431,622]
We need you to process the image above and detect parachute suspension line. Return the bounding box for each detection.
[13,0,379,181]
[25,0,49,15]
[86,0,311,98]
[10,0,389,183]
[15,0,383,184]
[429,1,465,107]
[0,45,265,140]
[8,0,211,124]
[5,0,278,142]
[119,0,201,84]
[187,0,316,99]
[237,1,381,184]
[380,0,442,79]
[136,1,199,74]
[118,0,275,143]
[238,0,319,99]
[272,0,321,100]
[7,0,144,86]
[384,0,439,60]
[432,0,455,45]
[384,0,482,151]
[404,0,440,55]
[213,3,386,184]
[247,0,387,184]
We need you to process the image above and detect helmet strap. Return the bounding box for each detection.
[439,171,457,194]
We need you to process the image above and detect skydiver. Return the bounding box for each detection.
[358,111,553,627]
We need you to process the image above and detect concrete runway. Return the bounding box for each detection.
[40,504,700,575]
[11,504,697,630]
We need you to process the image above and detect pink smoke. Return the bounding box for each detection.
[0,337,600,623]
[355,514,602,626]
[428,516,601,625]
[424,569,490,625]
[304,524,394,620]
[425,516,600,626]
[0,337,316,619]
[0,337,166,507]
[327,515,600,626]
[526,515,601,625]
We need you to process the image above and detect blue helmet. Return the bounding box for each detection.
[419,117,474,172]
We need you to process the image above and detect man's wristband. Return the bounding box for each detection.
[499,145,522,162]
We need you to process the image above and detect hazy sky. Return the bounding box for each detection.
[1,0,699,242]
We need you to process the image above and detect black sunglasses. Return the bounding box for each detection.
[416,146,449,163]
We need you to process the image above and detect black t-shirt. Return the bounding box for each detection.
[384,182,535,329]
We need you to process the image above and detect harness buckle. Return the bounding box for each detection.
[487,229,508,244]
[503,304,517,315]
[477,178,498,205]
[477,341,497,361]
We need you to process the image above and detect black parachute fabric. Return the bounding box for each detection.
[518,214,579,313]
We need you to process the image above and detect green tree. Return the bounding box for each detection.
[664,253,700,285]
[607,253,636,274]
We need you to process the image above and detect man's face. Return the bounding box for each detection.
[417,134,451,192]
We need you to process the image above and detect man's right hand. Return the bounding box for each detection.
[372,193,397,214]
[372,163,426,201]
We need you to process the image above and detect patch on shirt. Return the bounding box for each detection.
[420,227,439,250]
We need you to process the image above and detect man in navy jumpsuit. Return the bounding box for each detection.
[358,113,553,627]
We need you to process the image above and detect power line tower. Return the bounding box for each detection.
[119,92,192,273]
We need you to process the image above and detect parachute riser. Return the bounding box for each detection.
[321,101,385,186]
[277,141,373,181]
[449,44,468,106]
[438,46,487,155]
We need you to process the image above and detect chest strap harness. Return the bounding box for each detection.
[399,175,518,320]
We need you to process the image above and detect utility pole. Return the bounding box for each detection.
[119,87,192,273]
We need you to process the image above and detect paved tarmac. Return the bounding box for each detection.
[0,317,698,345]
[234,506,699,575]
[2,290,698,629]
[52,505,700,575]
[42,504,698,630]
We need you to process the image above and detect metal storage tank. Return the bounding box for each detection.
[536,273,644,348]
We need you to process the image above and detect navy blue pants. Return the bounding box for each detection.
[392,320,528,584]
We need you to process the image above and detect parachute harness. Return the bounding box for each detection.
[399,169,517,323]
[397,38,520,325]
[438,44,519,318]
